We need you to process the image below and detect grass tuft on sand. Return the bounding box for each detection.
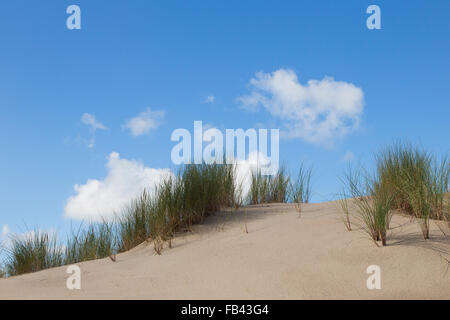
[5,230,64,276]
[340,142,449,245]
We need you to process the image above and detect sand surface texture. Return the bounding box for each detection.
[1,201,449,299]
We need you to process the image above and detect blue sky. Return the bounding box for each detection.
[0,1,449,240]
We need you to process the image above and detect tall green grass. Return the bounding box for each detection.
[376,143,428,214]
[342,167,393,246]
[117,162,243,254]
[341,142,449,244]
[5,230,64,276]
[338,189,352,231]
[376,143,449,239]
[289,163,313,215]
[247,163,313,219]
[376,143,449,219]
[248,167,289,204]
[65,222,116,264]
[117,190,153,252]
[2,162,242,276]
[429,158,450,220]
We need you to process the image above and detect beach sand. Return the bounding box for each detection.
[0,201,449,299]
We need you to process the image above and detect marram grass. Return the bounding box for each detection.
[289,163,313,216]
[117,162,243,254]
[65,221,116,264]
[248,166,290,205]
[342,166,393,246]
[341,142,449,244]
[1,160,320,276]
[5,230,64,276]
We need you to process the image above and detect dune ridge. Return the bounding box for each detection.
[0,201,448,300]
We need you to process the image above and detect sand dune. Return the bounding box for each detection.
[0,201,449,299]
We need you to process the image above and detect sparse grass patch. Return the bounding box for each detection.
[342,167,393,246]
[289,163,313,216]
[428,158,450,220]
[338,190,352,231]
[248,166,289,204]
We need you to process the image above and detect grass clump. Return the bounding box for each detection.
[341,142,449,244]
[376,142,449,239]
[65,222,116,264]
[118,162,242,254]
[289,163,313,216]
[338,189,352,231]
[117,190,153,252]
[248,167,289,204]
[376,143,449,219]
[343,167,393,246]
[428,159,450,220]
[5,230,64,276]
[247,163,313,216]
[2,162,243,274]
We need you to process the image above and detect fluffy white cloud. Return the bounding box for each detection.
[239,68,364,146]
[64,152,172,221]
[81,113,108,148]
[123,108,164,137]
[81,113,107,130]
[205,95,215,103]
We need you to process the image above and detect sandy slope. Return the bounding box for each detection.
[0,201,449,299]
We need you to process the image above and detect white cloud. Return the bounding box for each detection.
[81,113,107,130]
[64,152,172,221]
[1,225,9,238]
[234,151,272,198]
[343,151,355,162]
[123,108,164,137]
[238,68,364,146]
[205,95,215,103]
[81,113,108,148]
